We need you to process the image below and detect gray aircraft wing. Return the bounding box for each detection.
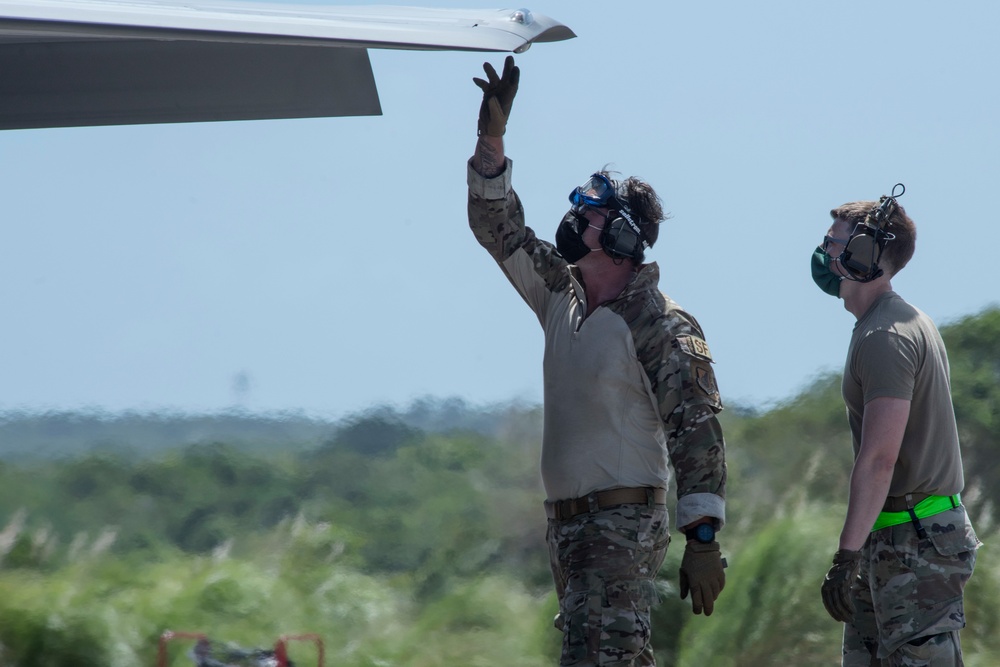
[0,0,575,130]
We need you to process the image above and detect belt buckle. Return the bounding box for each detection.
[560,498,580,521]
[557,494,596,521]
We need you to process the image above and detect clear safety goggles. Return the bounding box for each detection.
[822,234,850,251]
[568,173,620,210]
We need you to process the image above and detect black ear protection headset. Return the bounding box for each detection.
[567,173,652,264]
[841,183,905,282]
[599,204,650,263]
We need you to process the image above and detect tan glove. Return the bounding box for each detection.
[472,55,520,136]
[821,549,861,622]
[679,541,726,616]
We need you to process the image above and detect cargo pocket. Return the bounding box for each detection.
[874,510,978,656]
[599,579,657,664]
[927,511,980,557]
[560,589,600,665]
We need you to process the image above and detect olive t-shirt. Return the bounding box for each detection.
[842,291,964,496]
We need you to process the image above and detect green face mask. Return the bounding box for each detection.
[811,246,842,298]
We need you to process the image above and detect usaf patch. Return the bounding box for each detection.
[676,334,714,362]
[695,364,720,401]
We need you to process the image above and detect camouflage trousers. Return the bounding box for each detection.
[546,503,670,667]
[844,506,980,667]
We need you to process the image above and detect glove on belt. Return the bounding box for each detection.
[821,548,862,623]
[679,541,726,616]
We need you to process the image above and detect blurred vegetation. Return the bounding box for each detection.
[0,306,997,666]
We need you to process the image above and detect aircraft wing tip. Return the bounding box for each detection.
[531,25,577,44]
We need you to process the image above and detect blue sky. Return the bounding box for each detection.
[1,0,997,418]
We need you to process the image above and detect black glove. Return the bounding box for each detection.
[821,549,862,622]
[679,541,726,616]
[473,55,519,136]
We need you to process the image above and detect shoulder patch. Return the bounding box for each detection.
[694,363,721,402]
[676,334,714,362]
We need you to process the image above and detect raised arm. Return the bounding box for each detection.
[471,56,518,178]
[474,134,506,178]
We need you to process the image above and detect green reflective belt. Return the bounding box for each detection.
[871,494,961,532]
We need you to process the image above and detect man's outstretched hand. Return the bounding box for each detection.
[473,55,519,137]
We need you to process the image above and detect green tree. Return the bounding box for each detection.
[942,307,1000,523]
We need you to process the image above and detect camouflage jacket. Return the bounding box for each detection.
[467,159,726,529]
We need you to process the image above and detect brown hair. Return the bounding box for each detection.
[599,169,668,250]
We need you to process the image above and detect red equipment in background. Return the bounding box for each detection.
[157,630,325,667]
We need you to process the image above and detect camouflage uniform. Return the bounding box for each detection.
[548,504,670,666]
[468,159,727,666]
[844,507,979,667]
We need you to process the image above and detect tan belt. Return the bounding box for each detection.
[882,492,931,512]
[545,486,667,521]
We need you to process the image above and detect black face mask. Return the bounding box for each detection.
[555,210,594,264]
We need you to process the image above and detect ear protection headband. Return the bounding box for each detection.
[841,183,905,281]
[599,205,649,263]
